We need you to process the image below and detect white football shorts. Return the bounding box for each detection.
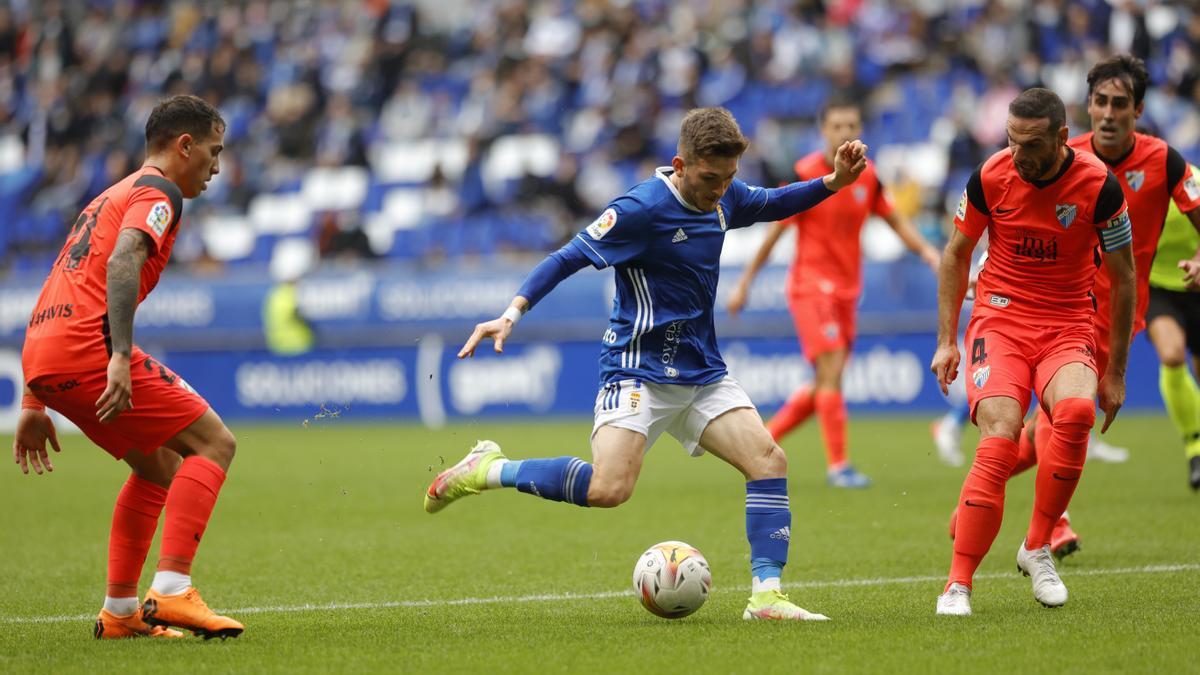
[591,377,756,456]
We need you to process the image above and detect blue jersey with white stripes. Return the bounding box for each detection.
[570,167,828,386]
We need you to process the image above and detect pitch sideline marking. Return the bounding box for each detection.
[3,563,1196,625]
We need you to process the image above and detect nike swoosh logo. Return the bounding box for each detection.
[995,207,1016,214]
[1052,472,1079,481]
[964,499,992,509]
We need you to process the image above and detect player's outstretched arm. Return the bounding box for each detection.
[1099,244,1135,433]
[12,387,61,476]
[882,210,941,272]
[728,220,788,316]
[458,242,592,358]
[97,229,151,423]
[931,229,976,395]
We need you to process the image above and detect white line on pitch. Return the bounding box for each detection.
[3,563,1196,625]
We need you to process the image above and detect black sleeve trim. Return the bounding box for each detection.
[965,167,989,216]
[1166,145,1187,193]
[1092,171,1125,224]
[133,174,184,235]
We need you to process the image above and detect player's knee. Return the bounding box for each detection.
[1158,343,1187,368]
[199,426,237,471]
[587,478,634,508]
[746,443,787,480]
[1051,398,1095,435]
[977,420,1022,443]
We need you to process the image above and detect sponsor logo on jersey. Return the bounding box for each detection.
[955,191,967,220]
[672,228,688,243]
[586,208,617,240]
[988,295,1010,308]
[1055,203,1076,229]
[1016,233,1058,261]
[147,201,172,236]
[1125,170,1145,192]
[972,365,990,389]
[716,204,727,231]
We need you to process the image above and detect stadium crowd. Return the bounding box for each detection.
[0,0,1198,273]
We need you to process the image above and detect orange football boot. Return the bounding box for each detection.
[94,608,184,639]
[142,587,244,640]
[1050,516,1081,561]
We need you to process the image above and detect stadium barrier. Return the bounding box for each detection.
[0,261,1164,429]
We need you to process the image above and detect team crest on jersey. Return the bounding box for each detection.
[853,185,867,203]
[1124,170,1145,192]
[587,208,617,240]
[972,365,990,389]
[955,191,967,220]
[146,201,172,236]
[1055,203,1077,229]
[716,204,727,231]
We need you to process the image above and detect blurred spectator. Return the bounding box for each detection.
[1,0,1198,274]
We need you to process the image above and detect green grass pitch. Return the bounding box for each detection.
[1,414,1197,673]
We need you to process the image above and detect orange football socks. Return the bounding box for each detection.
[107,475,168,599]
[157,456,227,576]
[948,436,1019,588]
[1026,398,1092,549]
[767,386,815,441]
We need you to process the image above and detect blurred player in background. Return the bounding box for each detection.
[930,245,987,468]
[956,55,1200,559]
[727,94,941,488]
[426,107,868,621]
[932,88,1134,616]
[13,95,244,640]
[1146,168,1200,490]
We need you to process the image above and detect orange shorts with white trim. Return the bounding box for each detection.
[27,349,209,460]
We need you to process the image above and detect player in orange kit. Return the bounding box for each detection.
[14,95,244,640]
[728,94,940,488]
[932,88,1135,616]
[948,54,1200,559]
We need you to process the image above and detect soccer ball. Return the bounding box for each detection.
[632,540,712,619]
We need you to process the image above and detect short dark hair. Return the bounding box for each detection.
[1087,53,1149,108]
[1008,87,1066,134]
[145,95,225,150]
[819,92,862,123]
[678,107,749,160]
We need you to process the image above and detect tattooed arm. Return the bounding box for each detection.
[96,229,151,423]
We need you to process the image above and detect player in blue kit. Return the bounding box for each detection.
[423,107,868,621]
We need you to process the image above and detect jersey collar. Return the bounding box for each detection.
[1089,133,1137,167]
[655,167,702,212]
[1030,147,1075,189]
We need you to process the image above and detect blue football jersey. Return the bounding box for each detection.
[570,167,825,386]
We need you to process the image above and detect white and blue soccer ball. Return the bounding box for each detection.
[632,540,712,619]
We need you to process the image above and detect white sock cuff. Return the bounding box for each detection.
[150,570,192,596]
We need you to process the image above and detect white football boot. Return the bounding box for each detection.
[1016,541,1068,607]
[1086,433,1129,463]
[936,583,972,616]
[931,416,964,467]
